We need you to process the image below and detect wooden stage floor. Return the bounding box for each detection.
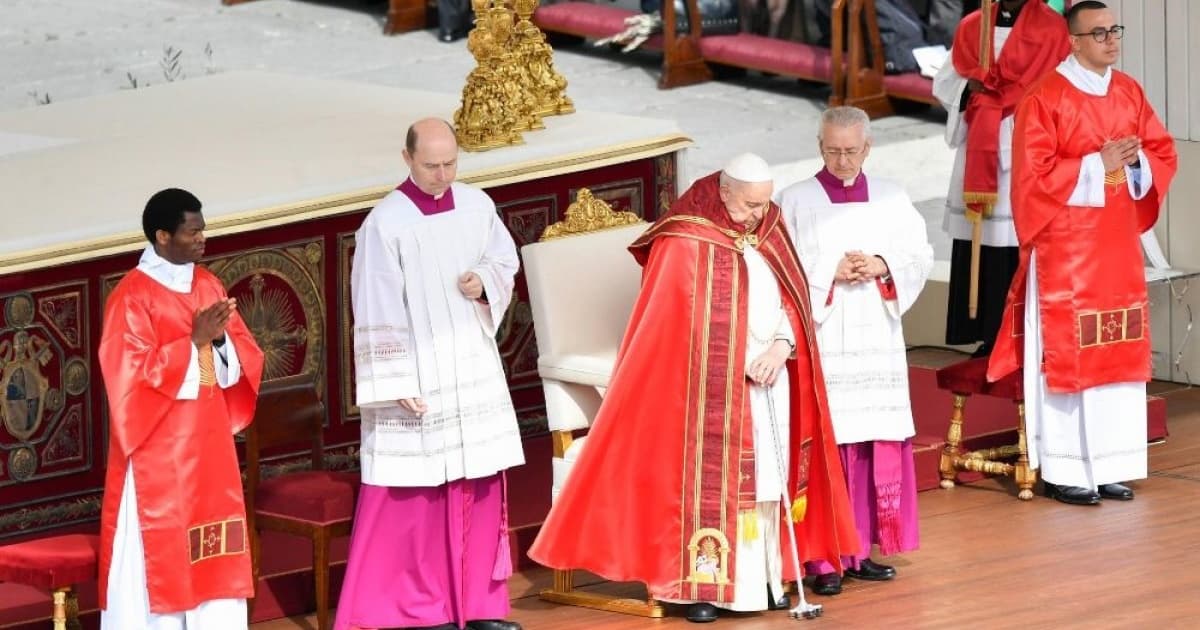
[255,384,1200,629]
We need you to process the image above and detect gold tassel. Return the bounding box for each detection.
[740,509,759,543]
[961,192,998,221]
[790,496,808,524]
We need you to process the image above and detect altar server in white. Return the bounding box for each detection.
[776,106,933,597]
[336,117,524,630]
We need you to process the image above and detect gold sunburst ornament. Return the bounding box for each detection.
[239,274,308,379]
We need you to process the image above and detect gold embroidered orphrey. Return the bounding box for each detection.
[686,528,732,586]
[1,327,53,442]
[188,517,248,564]
[540,188,643,241]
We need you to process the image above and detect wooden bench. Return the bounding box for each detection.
[833,0,938,117]
[533,1,711,88]
[536,1,850,101]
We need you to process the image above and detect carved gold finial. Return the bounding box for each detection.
[455,1,572,151]
[512,0,574,117]
[540,188,643,241]
[455,1,542,150]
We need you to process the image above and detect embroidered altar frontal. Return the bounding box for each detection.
[0,72,689,539]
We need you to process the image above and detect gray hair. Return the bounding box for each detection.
[817,106,872,141]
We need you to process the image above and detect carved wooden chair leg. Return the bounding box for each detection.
[554,567,574,593]
[939,393,968,488]
[1014,401,1036,500]
[52,586,71,630]
[314,529,332,630]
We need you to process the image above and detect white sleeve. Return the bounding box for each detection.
[470,206,520,337]
[1126,149,1153,201]
[1067,152,1106,207]
[351,218,421,408]
[213,334,242,389]
[177,343,199,400]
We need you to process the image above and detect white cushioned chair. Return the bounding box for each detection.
[521,188,663,617]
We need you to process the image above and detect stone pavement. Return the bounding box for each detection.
[1,0,954,255]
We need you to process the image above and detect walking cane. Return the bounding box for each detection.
[763,384,823,619]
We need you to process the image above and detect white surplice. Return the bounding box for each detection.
[934,25,1019,247]
[663,244,790,611]
[103,246,246,630]
[1020,55,1152,490]
[777,177,933,445]
[351,183,524,487]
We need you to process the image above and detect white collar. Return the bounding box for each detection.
[137,245,194,293]
[1056,54,1111,97]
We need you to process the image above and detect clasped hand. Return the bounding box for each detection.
[458,272,483,300]
[835,251,888,284]
[398,398,428,417]
[1100,136,1141,172]
[191,298,236,348]
[747,339,792,386]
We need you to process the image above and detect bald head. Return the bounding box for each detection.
[403,117,459,197]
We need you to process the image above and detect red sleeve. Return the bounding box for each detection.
[876,276,897,301]
[197,271,264,435]
[98,282,193,458]
[1131,81,1178,232]
[222,308,264,434]
[952,10,986,81]
[1011,83,1081,246]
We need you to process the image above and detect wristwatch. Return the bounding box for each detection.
[212,336,227,348]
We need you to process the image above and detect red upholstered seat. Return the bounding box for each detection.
[535,3,667,49]
[0,534,100,590]
[699,34,834,80]
[256,471,359,526]
[936,357,1024,401]
[533,3,664,49]
[882,72,937,105]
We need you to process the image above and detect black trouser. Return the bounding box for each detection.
[439,0,472,35]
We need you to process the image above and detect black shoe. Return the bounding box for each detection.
[844,559,897,581]
[810,573,842,596]
[1043,481,1101,505]
[1098,483,1134,500]
[766,583,791,610]
[438,29,460,43]
[467,621,522,630]
[971,342,993,358]
[685,603,718,623]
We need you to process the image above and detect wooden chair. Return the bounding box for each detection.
[935,357,1036,500]
[245,374,359,630]
[832,0,941,118]
[0,533,100,630]
[520,189,662,617]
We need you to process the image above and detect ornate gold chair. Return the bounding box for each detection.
[520,189,663,617]
[936,358,1036,500]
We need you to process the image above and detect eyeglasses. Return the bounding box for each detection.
[1072,25,1124,43]
[820,146,866,159]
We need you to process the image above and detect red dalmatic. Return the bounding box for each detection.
[988,70,1178,392]
[98,268,264,612]
[528,174,858,603]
